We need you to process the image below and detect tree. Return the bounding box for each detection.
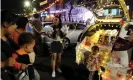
[63,0,74,21]
[68,0,74,21]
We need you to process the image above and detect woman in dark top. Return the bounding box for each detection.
[50,15,65,77]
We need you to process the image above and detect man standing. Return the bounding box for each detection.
[32,14,43,55]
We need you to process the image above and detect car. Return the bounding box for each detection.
[41,22,87,49]
[42,22,54,26]
[62,22,86,49]
[76,1,132,79]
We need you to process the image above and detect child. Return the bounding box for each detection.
[84,45,100,80]
[13,32,40,80]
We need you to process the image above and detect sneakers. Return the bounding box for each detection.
[52,68,62,78]
[52,71,56,78]
[57,68,62,73]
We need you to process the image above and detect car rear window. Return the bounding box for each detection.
[43,22,53,27]
[79,23,121,42]
[66,24,86,30]
[76,24,86,30]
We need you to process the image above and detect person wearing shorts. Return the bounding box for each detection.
[50,15,65,78]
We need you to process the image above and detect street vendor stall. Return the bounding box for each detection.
[75,0,133,79]
[76,22,133,80]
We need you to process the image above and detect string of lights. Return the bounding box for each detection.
[38,0,60,13]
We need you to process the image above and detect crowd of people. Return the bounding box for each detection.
[1,10,65,80]
[1,9,133,80]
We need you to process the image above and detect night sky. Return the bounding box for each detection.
[2,0,22,10]
[1,0,24,13]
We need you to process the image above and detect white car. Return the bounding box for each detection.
[41,22,86,49]
[62,22,86,49]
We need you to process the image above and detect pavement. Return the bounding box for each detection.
[34,47,100,80]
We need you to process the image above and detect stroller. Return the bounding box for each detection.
[15,65,36,80]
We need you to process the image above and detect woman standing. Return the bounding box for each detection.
[50,15,65,78]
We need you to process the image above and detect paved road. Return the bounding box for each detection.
[34,47,100,80]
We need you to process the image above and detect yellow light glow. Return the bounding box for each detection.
[104,56,108,60]
[102,61,106,64]
[24,1,30,7]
